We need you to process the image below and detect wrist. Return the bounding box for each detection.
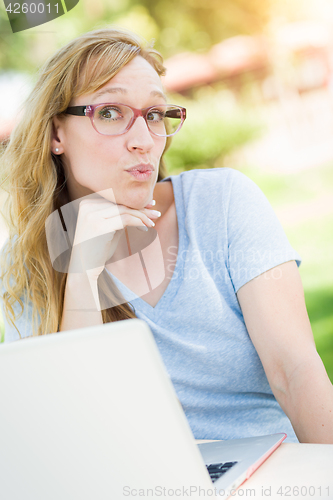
[64,271,102,312]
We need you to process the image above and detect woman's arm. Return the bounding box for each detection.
[59,272,103,331]
[236,260,333,444]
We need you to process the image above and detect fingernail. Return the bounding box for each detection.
[149,219,155,226]
[137,226,149,232]
[151,200,156,206]
[149,210,161,217]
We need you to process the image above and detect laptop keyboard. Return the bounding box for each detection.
[206,462,238,483]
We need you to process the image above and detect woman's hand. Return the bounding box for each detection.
[68,189,161,280]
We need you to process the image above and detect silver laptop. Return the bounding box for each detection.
[0,319,286,499]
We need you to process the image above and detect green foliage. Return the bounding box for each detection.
[305,286,333,383]
[239,163,333,383]
[136,0,271,56]
[0,0,272,71]
[165,91,264,172]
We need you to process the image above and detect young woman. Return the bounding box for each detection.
[1,27,332,444]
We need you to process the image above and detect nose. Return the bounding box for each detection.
[126,116,155,153]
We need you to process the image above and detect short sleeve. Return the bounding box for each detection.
[0,290,34,343]
[225,169,302,293]
[0,237,34,343]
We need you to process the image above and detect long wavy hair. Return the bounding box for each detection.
[0,27,172,339]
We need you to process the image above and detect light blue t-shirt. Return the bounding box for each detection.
[1,167,302,442]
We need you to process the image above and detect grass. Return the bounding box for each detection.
[237,162,333,382]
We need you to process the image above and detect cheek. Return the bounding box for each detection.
[66,133,118,172]
[67,139,125,188]
[157,137,167,156]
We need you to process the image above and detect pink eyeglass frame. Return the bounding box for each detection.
[65,102,187,137]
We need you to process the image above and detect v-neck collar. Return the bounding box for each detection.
[105,174,186,316]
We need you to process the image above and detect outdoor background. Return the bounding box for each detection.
[0,0,332,382]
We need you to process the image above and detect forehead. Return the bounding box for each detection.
[80,55,166,104]
[110,55,162,86]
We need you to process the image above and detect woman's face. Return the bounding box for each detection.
[52,55,167,209]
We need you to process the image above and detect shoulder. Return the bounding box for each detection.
[176,166,234,184]
[0,236,12,280]
[170,167,253,195]
[0,234,18,254]
[0,234,18,276]
[166,167,259,213]
[0,235,34,344]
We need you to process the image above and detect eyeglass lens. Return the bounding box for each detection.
[93,104,183,136]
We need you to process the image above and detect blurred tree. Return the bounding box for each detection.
[143,0,272,55]
[0,0,272,71]
[164,90,264,172]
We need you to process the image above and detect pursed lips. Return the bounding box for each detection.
[125,164,154,173]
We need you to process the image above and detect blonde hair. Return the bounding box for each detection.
[0,27,171,339]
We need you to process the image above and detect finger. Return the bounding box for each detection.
[144,199,156,208]
[140,208,161,219]
[97,205,156,227]
[119,212,155,228]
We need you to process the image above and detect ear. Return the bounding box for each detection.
[51,116,65,155]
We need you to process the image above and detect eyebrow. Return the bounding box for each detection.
[91,87,167,103]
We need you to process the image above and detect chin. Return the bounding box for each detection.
[121,193,151,210]
[127,200,150,210]
[128,186,155,207]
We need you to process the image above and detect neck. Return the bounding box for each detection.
[153,179,173,218]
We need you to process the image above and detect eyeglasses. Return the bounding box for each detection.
[64,103,186,138]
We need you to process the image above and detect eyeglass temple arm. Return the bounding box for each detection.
[165,108,186,119]
[65,106,87,116]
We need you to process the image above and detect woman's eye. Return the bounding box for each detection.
[147,110,164,122]
[98,107,122,120]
